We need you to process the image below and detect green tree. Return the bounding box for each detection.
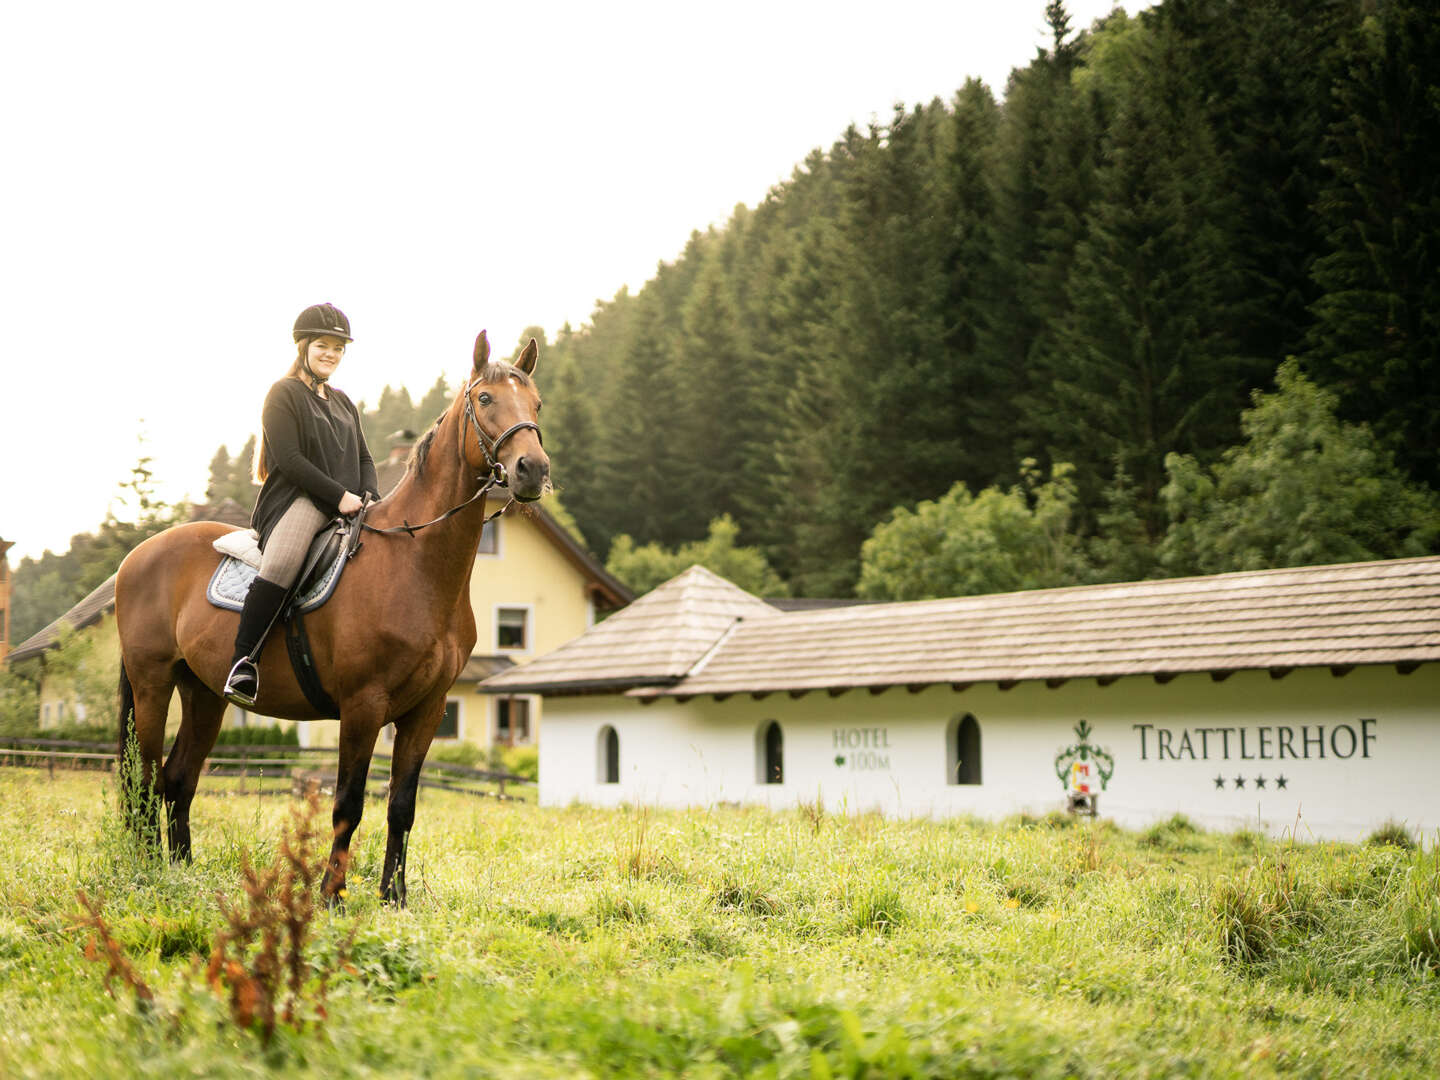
[43,623,118,725]
[1159,360,1440,575]
[605,515,787,597]
[0,666,39,735]
[856,461,1084,601]
[1037,13,1261,530]
[204,435,259,510]
[1304,0,1440,489]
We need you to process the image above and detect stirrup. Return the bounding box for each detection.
[224,657,259,708]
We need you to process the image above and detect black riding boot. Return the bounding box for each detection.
[223,577,290,707]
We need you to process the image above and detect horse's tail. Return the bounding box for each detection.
[117,660,136,767]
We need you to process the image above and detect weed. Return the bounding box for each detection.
[75,890,155,1008]
[1400,842,1440,971]
[796,793,826,836]
[616,806,660,880]
[846,878,905,934]
[1140,813,1203,851]
[712,871,785,918]
[204,792,357,1042]
[592,888,650,925]
[1367,820,1418,850]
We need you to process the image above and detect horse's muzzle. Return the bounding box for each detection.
[510,452,550,502]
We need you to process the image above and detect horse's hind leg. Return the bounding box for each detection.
[119,658,175,850]
[164,666,227,862]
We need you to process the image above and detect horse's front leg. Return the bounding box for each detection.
[380,690,449,906]
[320,699,386,904]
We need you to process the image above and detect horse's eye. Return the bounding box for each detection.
[477,392,493,406]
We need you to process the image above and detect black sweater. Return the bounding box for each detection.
[251,377,379,547]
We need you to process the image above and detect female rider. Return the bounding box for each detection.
[223,302,379,706]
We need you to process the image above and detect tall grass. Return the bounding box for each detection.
[0,771,1436,1077]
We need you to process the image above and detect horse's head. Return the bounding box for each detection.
[460,330,550,501]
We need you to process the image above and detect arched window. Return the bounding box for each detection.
[597,725,619,784]
[756,720,784,784]
[947,713,982,785]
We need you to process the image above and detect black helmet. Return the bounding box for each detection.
[293,302,352,343]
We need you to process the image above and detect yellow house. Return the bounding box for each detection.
[0,536,13,662]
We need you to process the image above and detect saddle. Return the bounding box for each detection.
[208,513,368,716]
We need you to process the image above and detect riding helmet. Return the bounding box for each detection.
[292,302,352,343]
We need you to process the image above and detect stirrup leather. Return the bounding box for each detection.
[224,656,259,708]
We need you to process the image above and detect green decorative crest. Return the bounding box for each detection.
[1054,719,1115,791]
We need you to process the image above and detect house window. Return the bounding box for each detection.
[477,519,500,556]
[436,700,460,740]
[496,697,531,745]
[497,607,529,650]
[947,713,982,785]
[597,724,619,784]
[757,720,783,784]
[57,701,66,722]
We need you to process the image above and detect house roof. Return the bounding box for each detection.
[5,574,116,665]
[478,564,780,694]
[478,556,1440,698]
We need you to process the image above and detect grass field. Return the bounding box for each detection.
[0,770,1436,1078]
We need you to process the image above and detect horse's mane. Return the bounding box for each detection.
[405,364,534,480]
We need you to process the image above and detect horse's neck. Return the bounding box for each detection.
[370,420,484,597]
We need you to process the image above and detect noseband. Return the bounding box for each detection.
[362,377,542,539]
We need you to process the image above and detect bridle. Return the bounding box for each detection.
[361,374,542,539]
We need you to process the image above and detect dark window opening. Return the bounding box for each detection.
[477,519,499,555]
[497,607,528,649]
[598,725,619,784]
[496,697,531,745]
[760,720,784,784]
[950,713,982,785]
[436,700,460,739]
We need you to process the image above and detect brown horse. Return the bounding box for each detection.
[114,330,548,904]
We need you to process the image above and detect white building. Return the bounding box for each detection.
[480,558,1440,841]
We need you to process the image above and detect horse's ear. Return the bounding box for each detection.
[473,330,491,371]
[517,337,539,375]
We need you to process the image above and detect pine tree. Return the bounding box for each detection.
[1305,0,1440,489]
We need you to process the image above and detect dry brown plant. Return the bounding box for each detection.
[76,890,156,1008]
[204,791,356,1042]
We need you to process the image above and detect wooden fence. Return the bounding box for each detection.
[0,737,533,802]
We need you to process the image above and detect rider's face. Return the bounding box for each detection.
[306,335,346,380]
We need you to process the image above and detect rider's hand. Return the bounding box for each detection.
[338,492,364,516]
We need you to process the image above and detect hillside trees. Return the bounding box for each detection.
[1159,360,1440,574]
[109,0,1439,613]
[1304,0,1440,490]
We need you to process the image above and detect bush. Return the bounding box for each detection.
[1366,821,1417,850]
[498,745,538,781]
[213,724,298,747]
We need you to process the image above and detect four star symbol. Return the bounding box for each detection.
[1212,774,1292,790]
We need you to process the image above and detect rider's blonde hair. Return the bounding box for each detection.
[251,340,316,484]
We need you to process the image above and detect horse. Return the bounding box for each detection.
[113,330,548,904]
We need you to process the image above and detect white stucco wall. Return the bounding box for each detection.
[537,665,1439,841]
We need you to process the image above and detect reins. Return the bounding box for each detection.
[361,374,541,539]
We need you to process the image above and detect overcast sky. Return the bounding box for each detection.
[1,0,1132,563]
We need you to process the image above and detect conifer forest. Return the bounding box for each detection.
[13,0,1440,640]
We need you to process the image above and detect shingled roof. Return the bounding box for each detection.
[5,575,117,665]
[479,556,1440,698]
[479,565,778,693]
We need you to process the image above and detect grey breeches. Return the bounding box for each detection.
[258,497,332,588]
